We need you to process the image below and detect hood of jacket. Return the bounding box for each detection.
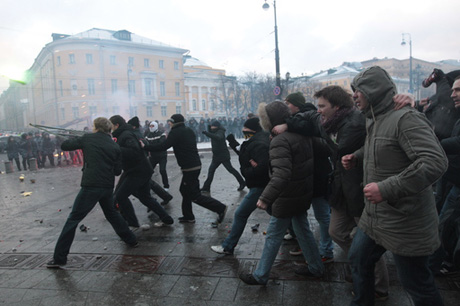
[351,66,397,119]
[258,101,291,134]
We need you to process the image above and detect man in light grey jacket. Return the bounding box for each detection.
[342,66,448,306]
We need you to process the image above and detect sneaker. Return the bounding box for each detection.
[440,261,457,275]
[284,233,295,241]
[210,245,233,255]
[161,196,173,206]
[237,183,246,191]
[46,260,66,269]
[164,188,169,192]
[139,224,151,231]
[217,206,228,224]
[290,247,302,256]
[179,216,196,223]
[321,256,334,264]
[153,221,171,228]
[239,273,266,285]
[295,265,323,278]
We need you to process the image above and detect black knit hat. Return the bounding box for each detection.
[211,120,221,127]
[168,114,185,123]
[244,117,261,132]
[127,116,140,128]
[285,92,306,108]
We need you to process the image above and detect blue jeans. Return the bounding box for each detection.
[253,213,325,284]
[349,228,443,306]
[54,187,136,264]
[222,187,264,252]
[311,196,334,258]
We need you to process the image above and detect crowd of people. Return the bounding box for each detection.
[31,65,460,306]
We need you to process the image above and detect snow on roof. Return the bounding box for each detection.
[184,56,210,68]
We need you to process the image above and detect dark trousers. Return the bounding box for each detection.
[9,157,21,170]
[42,153,55,167]
[202,159,245,191]
[150,156,169,188]
[53,187,136,263]
[181,169,226,219]
[149,179,172,201]
[349,228,443,306]
[115,173,171,227]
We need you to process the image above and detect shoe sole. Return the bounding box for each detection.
[179,220,196,223]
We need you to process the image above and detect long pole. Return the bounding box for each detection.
[409,39,413,94]
[273,0,281,97]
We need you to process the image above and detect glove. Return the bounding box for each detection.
[226,134,239,149]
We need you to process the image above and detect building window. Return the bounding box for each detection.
[59,80,63,96]
[89,106,97,116]
[160,81,165,96]
[144,58,150,68]
[60,108,65,121]
[201,99,206,110]
[112,105,120,114]
[72,106,79,119]
[210,99,214,111]
[192,99,197,111]
[159,60,164,69]
[69,54,76,64]
[130,106,137,117]
[111,79,118,94]
[175,82,180,96]
[71,80,78,96]
[128,57,134,67]
[57,56,61,66]
[175,105,181,114]
[144,79,152,96]
[129,80,135,97]
[174,61,179,70]
[161,106,167,117]
[110,55,116,65]
[87,79,95,95]
[86,54,93,64]
[146,105,153,117]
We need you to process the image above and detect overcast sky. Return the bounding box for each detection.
[0,0,458,92]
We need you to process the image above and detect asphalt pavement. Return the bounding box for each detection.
[0,148,459,305]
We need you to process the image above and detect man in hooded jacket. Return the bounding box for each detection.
[342,66,448,306]
[201,120,246,193]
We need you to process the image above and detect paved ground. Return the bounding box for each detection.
[0,149,459,305]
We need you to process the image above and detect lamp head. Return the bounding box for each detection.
[401,39,406,46]
[262,1,269,10]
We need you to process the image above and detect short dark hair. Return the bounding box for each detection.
[455,75,460,81]
[314,86,354,109]
[109,115,126,126]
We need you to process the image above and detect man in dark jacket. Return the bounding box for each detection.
[201,120,245,193]
[47,117,137,268]
[145,121,170,190]
[143,114,227,226]
[239,101,324,285]
[343,66,447,306]
[211,117,270,254]
[110,115,173,229]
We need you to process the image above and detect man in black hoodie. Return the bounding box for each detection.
[110,115,173,229]
[201,120,246,193]
[143,114,227,226]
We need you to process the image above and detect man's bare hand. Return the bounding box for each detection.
[342,154,357,170]
[363,183,383,204]
[139,140,145,148]
[272,123,288,135]
[257,200,268,210]
[393,93,415,110]
[249,159,258,168]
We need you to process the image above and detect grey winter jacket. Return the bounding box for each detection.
[352,66,448,256]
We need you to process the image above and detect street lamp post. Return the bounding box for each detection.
[401,33,413,94]
[263,0,281,97]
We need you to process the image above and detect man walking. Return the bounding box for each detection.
[47,117,137,268]
[343,66,447,306]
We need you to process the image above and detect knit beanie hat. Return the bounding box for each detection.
[258,101,291,132]
[285,92,306,108]
[243,117,261,132]
[169,114,185,123]
[211,120,221,127]
[127,116,140,128]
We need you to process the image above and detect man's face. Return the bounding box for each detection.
[284,101,299,114]
[451,79,460,109]
[111,123,119,132]
[317,97,338,121]
[353,90,369,111]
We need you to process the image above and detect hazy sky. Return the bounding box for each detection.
[0,0,458,92]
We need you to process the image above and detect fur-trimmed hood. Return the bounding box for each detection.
[258,101,291,134]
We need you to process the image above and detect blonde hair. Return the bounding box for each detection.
[93,117,113,133]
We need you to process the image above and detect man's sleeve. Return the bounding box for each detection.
[61,137,83,151]
[378,112,448,202]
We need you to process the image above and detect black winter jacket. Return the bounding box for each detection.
[145,130,167,160]
[144,122,201,170]
[238,131,270,188]
[202,126,230,162]
[61,132,122,188]
[112,123,153,177]
[441,117,460,186]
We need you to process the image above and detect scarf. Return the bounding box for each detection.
[322,107,353,135]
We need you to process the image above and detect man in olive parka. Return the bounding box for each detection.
[343,66,448,306]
